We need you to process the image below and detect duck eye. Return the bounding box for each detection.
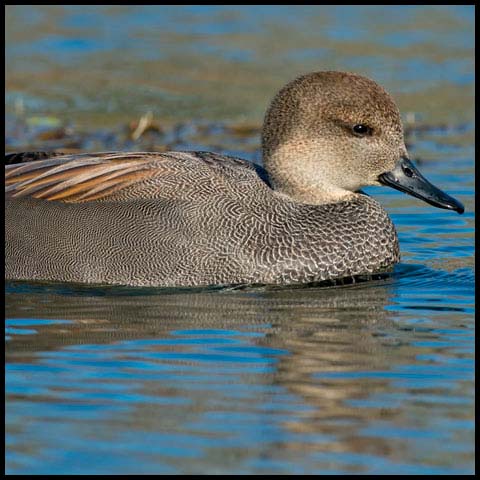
[352,124,372,136]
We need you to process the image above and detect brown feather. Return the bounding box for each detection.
[6,154,155,202]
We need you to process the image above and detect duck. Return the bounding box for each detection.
[5,71,464,287]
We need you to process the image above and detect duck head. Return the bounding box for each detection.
[262,71,464,214]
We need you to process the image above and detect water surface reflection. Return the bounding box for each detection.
[6,277,474,474]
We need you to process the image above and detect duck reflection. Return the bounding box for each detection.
[6,279,418,468]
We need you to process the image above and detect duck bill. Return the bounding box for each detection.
[378,157,464,214]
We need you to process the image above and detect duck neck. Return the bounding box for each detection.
[263,145,356,205]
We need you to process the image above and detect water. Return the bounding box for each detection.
[5,5,475,475]
[5,5,475,126]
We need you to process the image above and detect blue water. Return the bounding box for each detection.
[5,263,475,474]
[5,5,475,475]
[5,5,474,124]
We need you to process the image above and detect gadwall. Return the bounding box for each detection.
[5,71,464,287]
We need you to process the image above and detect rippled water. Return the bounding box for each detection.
[5,5,475,475]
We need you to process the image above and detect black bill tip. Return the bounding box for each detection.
[379,157,465,215]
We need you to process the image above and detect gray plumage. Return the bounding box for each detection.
[5,71,461,287]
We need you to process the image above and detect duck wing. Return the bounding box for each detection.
[5,151,271,203]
